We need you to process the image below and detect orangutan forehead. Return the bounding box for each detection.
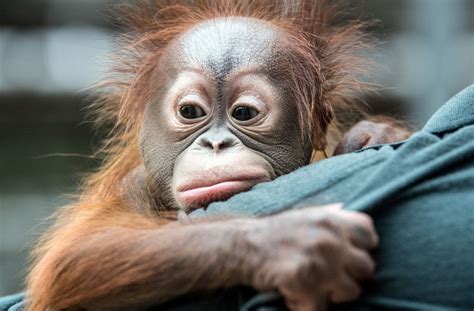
[171,17,285,80]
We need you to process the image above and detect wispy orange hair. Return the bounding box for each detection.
[86,0,375,202]
[26,2,376,310]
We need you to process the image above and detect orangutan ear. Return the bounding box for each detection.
[313,98,335,151]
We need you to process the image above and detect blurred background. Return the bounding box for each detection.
[0,0,473,296]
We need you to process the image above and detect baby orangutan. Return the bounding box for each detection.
[26,1,410,310]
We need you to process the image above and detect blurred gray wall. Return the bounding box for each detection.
[0,0,473,296]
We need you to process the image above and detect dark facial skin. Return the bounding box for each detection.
[140,17,312,210]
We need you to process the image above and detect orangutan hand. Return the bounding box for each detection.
[241,204,378,311]
[334,120,411,155]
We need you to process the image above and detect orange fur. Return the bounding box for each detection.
[26,1,375,310]
[86,0,374,200]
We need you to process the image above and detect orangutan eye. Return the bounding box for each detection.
[232,106,259,121]
[179,105,207,119]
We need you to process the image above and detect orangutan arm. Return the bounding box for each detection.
[27,204,377,311]
[27,208,251,310]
